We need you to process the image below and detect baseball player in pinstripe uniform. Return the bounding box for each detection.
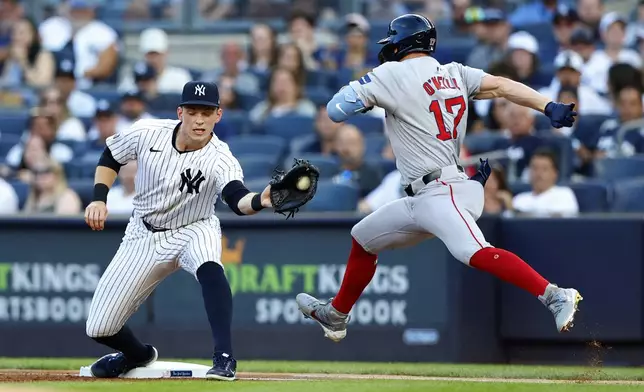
[84,81,276,381]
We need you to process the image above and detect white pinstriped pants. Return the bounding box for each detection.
[86,216,223,338]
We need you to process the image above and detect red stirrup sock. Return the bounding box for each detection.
[469,247,549,297]
[331,238,378,314]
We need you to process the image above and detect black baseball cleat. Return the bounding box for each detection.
[90,345,158,378]
[205,352,237,381]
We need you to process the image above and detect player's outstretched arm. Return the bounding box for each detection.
[221,180,272,216]
[85,147,120,231]
[474,75,577,128]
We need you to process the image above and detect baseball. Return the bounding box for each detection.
[297,176,311,191]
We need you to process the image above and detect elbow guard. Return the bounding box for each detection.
[221,180,250,216]
[326,85,368,123]
[98,146,123,173]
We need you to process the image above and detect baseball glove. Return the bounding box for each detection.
[269,158,320,219]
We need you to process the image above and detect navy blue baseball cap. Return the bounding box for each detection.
[179,81,220,107]
[95,99,115,117]
[133,61,156,82]
[121,88,145,101]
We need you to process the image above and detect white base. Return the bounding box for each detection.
[79,361,211,379]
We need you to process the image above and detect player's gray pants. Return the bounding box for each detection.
[352,165,492,264]
[86,216,223,338]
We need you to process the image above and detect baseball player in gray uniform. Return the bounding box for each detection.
[84,81,278,381]
[296,14,582,342]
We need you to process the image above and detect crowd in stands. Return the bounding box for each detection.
[0,0,644,217]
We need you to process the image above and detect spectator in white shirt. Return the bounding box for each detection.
[39,86,87,142]
[40,0,120,89]
[107,161,136,215]
[0,177,19,215]
[87,92,155,141]
[539,50,611,115]
[201,42,260,95]
[117,89,156,130]
[513,148,579,217]
[54,57,96,118]
[119,28,192,94]
[5,108,74,171]
[583,12,642,95]
[357,170,403,214]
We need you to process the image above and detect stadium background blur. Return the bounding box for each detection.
[0,0,644,215]
[1,0,644,366]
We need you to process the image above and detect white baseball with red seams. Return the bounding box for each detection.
[348,56,492,264]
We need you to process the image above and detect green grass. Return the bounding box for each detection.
[0,358,643,381]
[2,358,644,391]
[3,380,644,392]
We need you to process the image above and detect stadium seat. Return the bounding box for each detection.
[432,38,477,65]
[534,114,551,132]
[0,113,29,135]
[220,110,249,135]
[260,115,315,140]
[238,155,279,179]
[541,134,574,180]
[79,117,93,131]
[345,115,384,135]
[366,157,397,176]
[305,86,333,107]
[67,179,95,208]
[65,161,96,179]
[148,93,182,112]
[306,70,331,87]
[236,92,264,111]
[0,133,21,157]
[289,134,318,155]
[302,180,359,212]
[574,114,612,144]
[463,132,507,154]
[8,180,29,210]
[509,182,531,195]
[83,88,122,104]
[594,156,644,180]
[243,176,272,192]
[283,154,339,178]
[611,178,644,212]
[569,181,610,213]
[364,134,386,156]
[226,135,286,163]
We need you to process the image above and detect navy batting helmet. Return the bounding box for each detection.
[377,14,437,64]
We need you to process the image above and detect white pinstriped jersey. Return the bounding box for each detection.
[349,56,486,185]
[105,118,243,229]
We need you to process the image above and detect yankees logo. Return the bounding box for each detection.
[179,168,206,194]
[194,84,206,96]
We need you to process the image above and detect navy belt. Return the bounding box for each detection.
[142,219,170,233]
[404,165,464,197]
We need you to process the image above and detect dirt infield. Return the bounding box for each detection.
[1,369,644,385]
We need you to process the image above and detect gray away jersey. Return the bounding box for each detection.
[349,56,487,185]
[105,118,243,229]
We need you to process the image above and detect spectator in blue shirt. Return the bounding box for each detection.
[553,4,581,52]
[315,13,379,78]
[87,100,118,152]
[576,0,604,41]
[465,8,511,70]
[585,85,644,158]
[493,102,545,182]
[509,0,558,28]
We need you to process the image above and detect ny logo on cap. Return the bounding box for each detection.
[195,84,206,96]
